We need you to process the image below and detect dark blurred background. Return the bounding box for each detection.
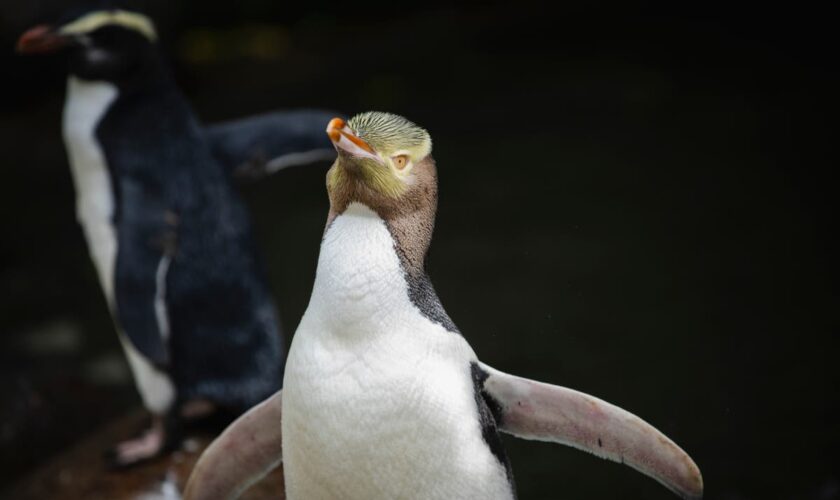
[0,2,837,499]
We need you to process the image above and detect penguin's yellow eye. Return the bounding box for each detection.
[393,155,409,170]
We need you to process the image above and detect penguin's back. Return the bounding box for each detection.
[282,203,513,500]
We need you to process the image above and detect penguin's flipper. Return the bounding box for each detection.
[114,187,178,368]
[477,363,703,500]
[204,109,338,181]
[184,390,284,500]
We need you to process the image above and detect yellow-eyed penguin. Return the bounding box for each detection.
[184,112,703,500]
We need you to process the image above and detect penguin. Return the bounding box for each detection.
[14,8,328,466]
[183,112,703,500]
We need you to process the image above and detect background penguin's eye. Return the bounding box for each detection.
[393,155,409,170]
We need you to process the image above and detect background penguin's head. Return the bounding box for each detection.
[16,7,159,83]
[326,112,435,210]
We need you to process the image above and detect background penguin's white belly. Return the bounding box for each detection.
[283,203,512,500]
[62,76,174,414]
[62,76,119,301]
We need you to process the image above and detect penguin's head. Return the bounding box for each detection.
[326,112,434,203]
[326,112,438,269]
[16,8,159,83]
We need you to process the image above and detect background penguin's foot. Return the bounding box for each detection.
[181,399,216,420]
[104,416,171,469]
[102,402,239,469]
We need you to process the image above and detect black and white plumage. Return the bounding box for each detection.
[185,113,703,499]
[17,8,334,464]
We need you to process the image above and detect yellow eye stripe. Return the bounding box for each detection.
[59,10,157,41]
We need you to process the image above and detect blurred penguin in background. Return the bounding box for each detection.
[16,6,334,466]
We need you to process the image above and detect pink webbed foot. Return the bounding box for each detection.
[105,416,169,469]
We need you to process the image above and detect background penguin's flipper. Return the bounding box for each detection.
[113,186,177,368]
[184,389,284,500]
[204,109,339,181]
[477,363,703,500]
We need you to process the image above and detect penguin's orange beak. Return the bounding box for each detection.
[326,117,380,161]
[16,25,71,54]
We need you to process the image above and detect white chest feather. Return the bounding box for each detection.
[62,76,119,302]
[282,203,512,500]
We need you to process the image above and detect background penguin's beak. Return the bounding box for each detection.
[16,25,70,54]
[326,117,381,162]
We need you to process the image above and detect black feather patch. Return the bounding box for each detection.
[384,222,460,334]
[471,362,516,492]
[404,270,460,334]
